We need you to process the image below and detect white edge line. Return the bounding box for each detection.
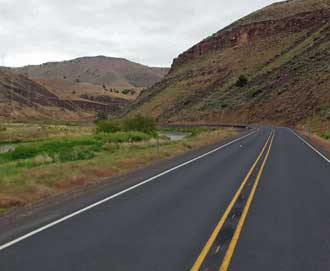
[0,130,256,251]
[290,129,330,164]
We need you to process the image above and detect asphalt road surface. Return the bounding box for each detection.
[0,127,329,270]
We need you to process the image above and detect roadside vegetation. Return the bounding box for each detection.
[0,122,94,143]
[319,131,330,140]
[0,118,237,214]
[96,114,156,135]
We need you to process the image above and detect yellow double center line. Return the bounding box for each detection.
[191,131,275,271]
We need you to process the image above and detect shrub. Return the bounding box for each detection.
[221,102,228,109]
[247,88,262,98]
[319,131,330,140]
[96,115,156,136]
[320,105,330,120]
[235,75,248,87]
[120,89,136,95]
[122,115,156,135]
[96,119,121,133]
[122,89,131,95]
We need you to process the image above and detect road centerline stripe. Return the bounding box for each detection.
[0,130,256,252]
[219,132,275,271]
[191,131,273,271]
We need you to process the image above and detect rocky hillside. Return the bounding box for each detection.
[0,68,127,122]
[131,0,330,127]
[15,56,169,89]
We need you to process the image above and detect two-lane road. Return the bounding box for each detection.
[0,127,329,270]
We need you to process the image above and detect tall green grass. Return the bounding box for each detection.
[0,131,152,165]
[0,138,101,163]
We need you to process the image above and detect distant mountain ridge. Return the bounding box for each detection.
[14,56,169,89]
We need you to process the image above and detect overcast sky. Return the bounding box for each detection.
[0,0,281,68]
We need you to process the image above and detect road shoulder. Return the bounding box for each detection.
[295,130,330,160]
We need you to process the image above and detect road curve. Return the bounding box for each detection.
[0,127,329,270]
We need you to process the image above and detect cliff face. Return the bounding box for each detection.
[130,0,330,127]
[170,8,330,72]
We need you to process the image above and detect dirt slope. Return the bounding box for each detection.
[131,0,330,127]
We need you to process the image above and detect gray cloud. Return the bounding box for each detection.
[0,0,281,67]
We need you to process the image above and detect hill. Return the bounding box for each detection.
[2,56,169,121]
[130,0,330,128]
[15,56,169,89]
[0,68,127,122]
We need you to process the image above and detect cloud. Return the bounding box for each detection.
[0,0,280,67]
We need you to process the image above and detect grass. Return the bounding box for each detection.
[0,131,152,165]
[95,131,151,143]
[0,124,237,213]
[0,138,101,163]
[0,123,94,143]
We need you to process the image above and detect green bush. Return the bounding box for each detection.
[121,89,136,95]
[235,75,248,87]
[221,102,228,109]
[319,131,330,140]
[96,119,122,133]
[122,115,156,135]
[122,89,131,95]
[247,88,262,98]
